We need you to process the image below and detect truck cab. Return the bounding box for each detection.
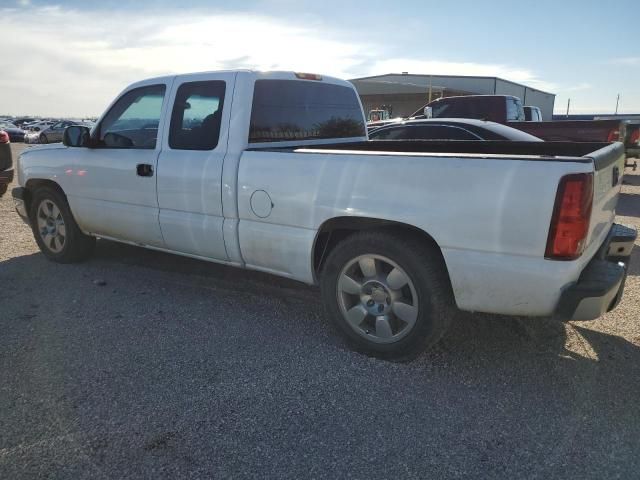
[420,95,526,123]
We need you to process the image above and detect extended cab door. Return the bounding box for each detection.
[155,72,234,261]
[67,79,172,247]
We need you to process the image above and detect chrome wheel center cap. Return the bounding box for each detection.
[371,287,387,304]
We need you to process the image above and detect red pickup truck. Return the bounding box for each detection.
[400,95,640,165]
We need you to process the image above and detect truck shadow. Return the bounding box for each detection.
[617,192,640,218]
[627,243,639,276]
[1,240,638,373]
[622,173,640,186]
[2,243,640,473]
[91,239,640,414]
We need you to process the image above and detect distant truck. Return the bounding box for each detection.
[406,95,640,162]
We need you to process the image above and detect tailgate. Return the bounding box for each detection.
[586,142,625,250]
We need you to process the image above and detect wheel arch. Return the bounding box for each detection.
[312,216,451,285]
[24,178,68,215]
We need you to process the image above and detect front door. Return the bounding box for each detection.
[67,81,172,247]
[155,73,234,260]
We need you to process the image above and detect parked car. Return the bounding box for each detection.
[0,130,12,197]
[25,120,55,132]
[12,70,636,359]
[13,117,36,128]
[24,131,41,144]
[0,122,26,142]
[523,105,543,122]
[369,118,543,141]
[39,120,78,144]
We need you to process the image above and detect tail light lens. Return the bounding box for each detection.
[545,173,593,260]
[0,131,9,144]
[607,128,620,142]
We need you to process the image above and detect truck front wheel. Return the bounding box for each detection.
[29,186,95,263]
[320,231,455,360]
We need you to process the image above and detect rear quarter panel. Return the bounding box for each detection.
[237,150,594,315]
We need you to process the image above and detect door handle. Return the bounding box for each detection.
[136,164,153,177]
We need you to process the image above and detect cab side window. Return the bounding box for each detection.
[99,84,166,149]
[169,81,226,150]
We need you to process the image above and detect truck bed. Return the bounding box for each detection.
[254,140,620,170]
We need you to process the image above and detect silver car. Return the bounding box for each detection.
[39,120,77,144]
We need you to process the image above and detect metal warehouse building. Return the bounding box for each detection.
[350,73,556,120]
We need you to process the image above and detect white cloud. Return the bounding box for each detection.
[0,5,555,116]
[562,82,591,92]
[17,0,31,6]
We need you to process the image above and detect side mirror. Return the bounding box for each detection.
[423,106,433,119]
[63,125,91,147]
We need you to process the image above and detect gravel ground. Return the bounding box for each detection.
[1,143,639,479]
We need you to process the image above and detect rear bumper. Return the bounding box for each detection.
[0,169,14,197]
[555,223,637,320]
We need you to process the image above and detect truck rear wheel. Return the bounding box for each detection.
[320,231,455,361]
[29,186,95,263]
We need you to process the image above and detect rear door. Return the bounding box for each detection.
[155,72,234,261]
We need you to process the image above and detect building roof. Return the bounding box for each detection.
[350,73,555,97]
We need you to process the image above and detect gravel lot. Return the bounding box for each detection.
[1,142,639,479]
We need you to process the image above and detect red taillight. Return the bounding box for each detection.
[0,131,9,144]
[630,128,640,146]
[294,72,323,81]
[545,173,593,260]
[607,128,620,142]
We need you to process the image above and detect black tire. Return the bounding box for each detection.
[29,186,95,263]
[39,134,48,144]
[320,230,455,361]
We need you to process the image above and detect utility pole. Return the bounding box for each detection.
[428,75,433,104]
[615,94,620,115]
[566,98,571,118]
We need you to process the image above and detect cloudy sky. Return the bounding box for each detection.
[2,0,639,117]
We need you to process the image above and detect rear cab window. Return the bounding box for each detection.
[506,97,525,122]
[169,81,226,150]
[249,79,366,144]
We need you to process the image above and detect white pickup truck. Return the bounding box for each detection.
[12,70,636,359]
